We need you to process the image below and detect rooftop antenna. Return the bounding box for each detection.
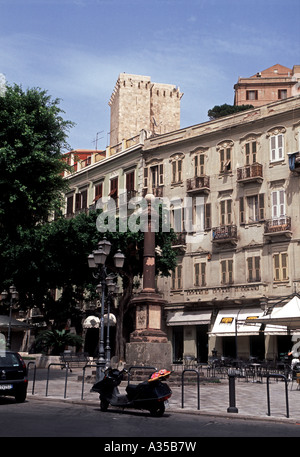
[92,131,104,150]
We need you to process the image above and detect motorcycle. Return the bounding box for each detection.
[91,368,172,417]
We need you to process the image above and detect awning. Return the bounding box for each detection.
[166,310,211,326]
[209,308,264,336]
[0,315,30,331]
[83,316,100,329]
[254,296,300,330]
[104,313,116,326]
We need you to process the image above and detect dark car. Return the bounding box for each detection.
[0,351,28,402]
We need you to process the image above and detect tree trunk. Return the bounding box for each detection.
[115,273,134,361]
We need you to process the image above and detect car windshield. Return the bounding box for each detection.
[0,353,20,367]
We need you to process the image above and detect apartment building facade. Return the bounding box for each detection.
[234,64,300,107]
[142,95,300,364]
[62,71,300,365]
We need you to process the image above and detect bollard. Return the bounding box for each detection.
[227,369,238,413]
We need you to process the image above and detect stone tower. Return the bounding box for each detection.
[108,73,183,147]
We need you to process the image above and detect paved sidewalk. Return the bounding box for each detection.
[26,367,300,423]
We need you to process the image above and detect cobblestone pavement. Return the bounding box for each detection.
[26,367,300,423]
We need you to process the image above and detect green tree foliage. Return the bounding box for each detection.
[0,83,73,292]
[0,84,73,238]
[207,103,254,120]
[0,208,177,358]
[34,329,83,355]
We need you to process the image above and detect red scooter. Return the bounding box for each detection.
[91,368,172,417]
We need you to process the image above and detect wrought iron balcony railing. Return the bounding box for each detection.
[264,217,291,235]
[186,175,210,193]
[237,163,263,183]
[212,225,238,244]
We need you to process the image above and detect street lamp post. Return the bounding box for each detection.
[1,285,19,350]
[88,238,124,381]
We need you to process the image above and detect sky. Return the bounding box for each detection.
[0,0,299,151]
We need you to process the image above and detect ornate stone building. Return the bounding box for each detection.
[63,72,300,365]
[142,95,300,363]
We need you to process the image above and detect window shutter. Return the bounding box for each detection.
[270,136,276,161]
[245,143,250,165]
[159,164,164,185]
[279,190,285,216]
[177,160,182,182]
[201,263,206,286]
[228,260,233,283]
[272,191,278,218]
[273,254,280,281]
[221,260,226,284]
[220,201,226,225]
[205,203,211,229]
[259,194,265,220]
[194,155,198,177]
[194,263,199,286]
[143,168,148,188]
[81,189,87,209]
[281,253,288,280]
[75,193,81,211]
[227,200,232,224]
[255,256,260,281]
[247,257,253,282]
[278,134,284,159]
[239,197,245,223]
[172,161,176,183]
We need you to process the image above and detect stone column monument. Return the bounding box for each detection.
[125,194,172,370]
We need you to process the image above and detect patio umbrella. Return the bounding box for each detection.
[254,295,300,330]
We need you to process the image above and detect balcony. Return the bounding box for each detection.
[186,176,210,194]
[237,163,263,184]
[142,186,164,198]
[212,225,238,246]
[171,232,187,252]
[264,217,292,239]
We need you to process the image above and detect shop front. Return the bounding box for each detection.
[166,310,211,364]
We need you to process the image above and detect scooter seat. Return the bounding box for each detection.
[126,384,140,395]
[126,382,149,400]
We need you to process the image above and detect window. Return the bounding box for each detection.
[273,253,288,281]
[186,200,211,232]
[220,148,231,173]
[220,200,232,225]
[271,190,285,220]
[95,183,103,202]
[205,203,211,230]
[247,256,261,282]
[172,265,182,290]
[194,262,206,287]
[144,164,164,190]
[240,194,264,224]
[246,90,258,101]
[221,260,233,284]
[194,153,205,176]
[109,177,118,201]
[171,158,182,183]
[75,193,81,211]
[126,171,135,192]
[81,189,87,209]
[278,89,287,100]
[245,141,257,165]
[270,134,284,162]
[66,195,74,215]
